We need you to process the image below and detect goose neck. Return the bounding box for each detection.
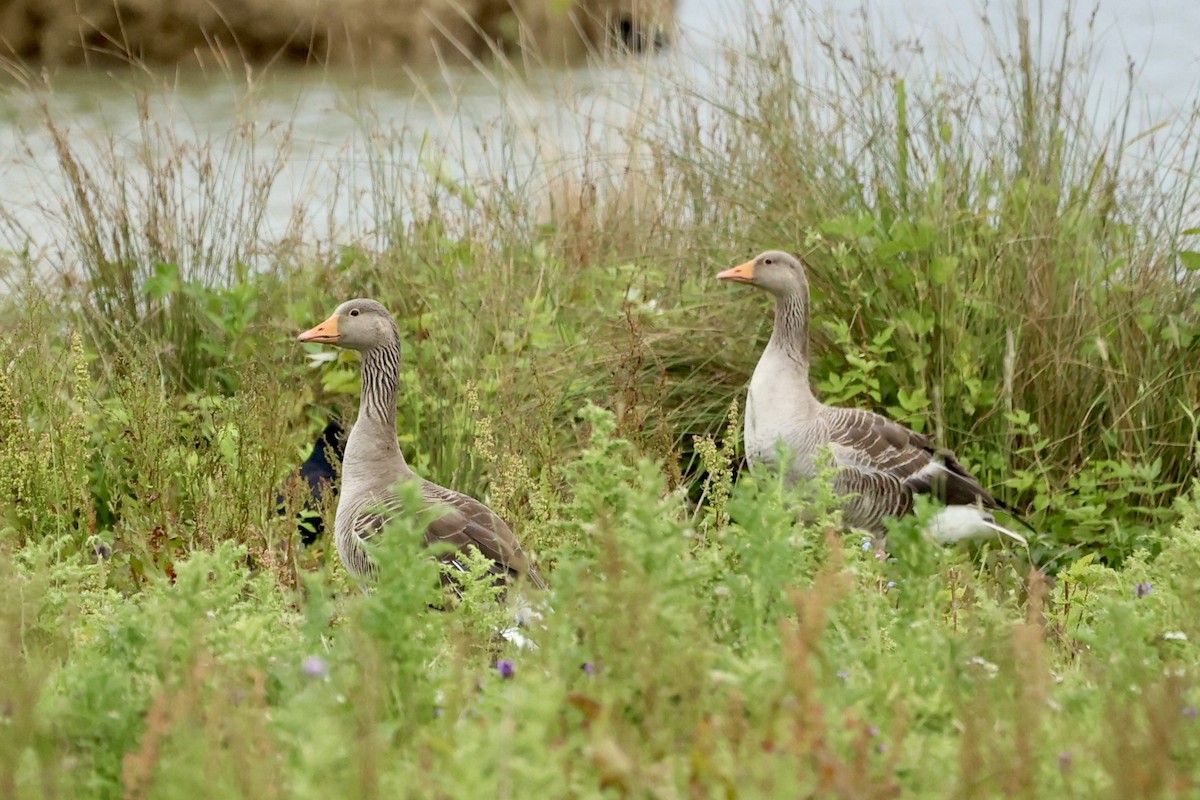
[769,292,810,370]
[359,341,401,430]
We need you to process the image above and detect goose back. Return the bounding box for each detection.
[821,406,1002,533]
[334,478,545,589]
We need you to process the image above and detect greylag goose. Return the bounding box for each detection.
[718,251,1027,546]
[297,299,547,587]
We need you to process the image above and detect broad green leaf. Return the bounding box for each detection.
[145,262,180,301]
[1179,250,1200,271]
[929,255,959,286]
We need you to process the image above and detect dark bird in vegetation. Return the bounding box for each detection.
[611,14,668,53]
[718,250,1029,546]
[277,419,344,545]
[297,299,546,589]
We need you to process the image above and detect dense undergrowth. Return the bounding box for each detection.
[2,1,1200,796]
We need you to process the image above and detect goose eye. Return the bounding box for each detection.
[349,309,360,317]
[764,258,774,265]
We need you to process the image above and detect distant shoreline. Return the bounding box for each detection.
[0,0,675,66]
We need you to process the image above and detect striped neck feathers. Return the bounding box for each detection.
[358,339,401,429]
[768,291,810,372]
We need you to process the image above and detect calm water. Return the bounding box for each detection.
[1,0,1198,270]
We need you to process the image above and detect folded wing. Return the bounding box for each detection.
[821,406,1000,530]
[348,480,545,589]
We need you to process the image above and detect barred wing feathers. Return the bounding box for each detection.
[821,406,1000,519]
[347,480,545,589]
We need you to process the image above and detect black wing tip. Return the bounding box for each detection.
[988,497,1037,533]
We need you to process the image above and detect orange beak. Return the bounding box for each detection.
[716,259,755,284]
[297,313,339,344]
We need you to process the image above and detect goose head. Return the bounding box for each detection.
[717,250,809,299]
[297,298,399,352]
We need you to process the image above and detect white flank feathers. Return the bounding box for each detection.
[498,597,550,651]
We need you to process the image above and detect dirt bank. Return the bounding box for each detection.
[0,0,675,66]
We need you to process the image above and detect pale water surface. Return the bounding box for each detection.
[1,0,1198,271]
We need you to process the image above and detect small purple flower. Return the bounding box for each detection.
[836,670,851,681]
[1135,582,1153,599]
[1183,706,1198,720]
[1058,751,1072,772]
[875,742,888,754]
[93,541,112,560]
[301,655,329,679]
[581,662,595,676]
[867,726,880,738]
[497,659,516,679]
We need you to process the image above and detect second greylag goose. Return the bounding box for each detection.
[718,251,1027,546]
[297,299,547,587]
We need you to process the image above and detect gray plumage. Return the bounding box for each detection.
[719,251,1025,545]
[298,298,547,586]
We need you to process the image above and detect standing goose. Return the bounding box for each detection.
[297,299,547,587]
[718,251,1026,546]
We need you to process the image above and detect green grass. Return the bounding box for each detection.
[3,2,1200,796]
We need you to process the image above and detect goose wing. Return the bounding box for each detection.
[420,481,546,589]
[822,407,998,508]
[346,481,545,588]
